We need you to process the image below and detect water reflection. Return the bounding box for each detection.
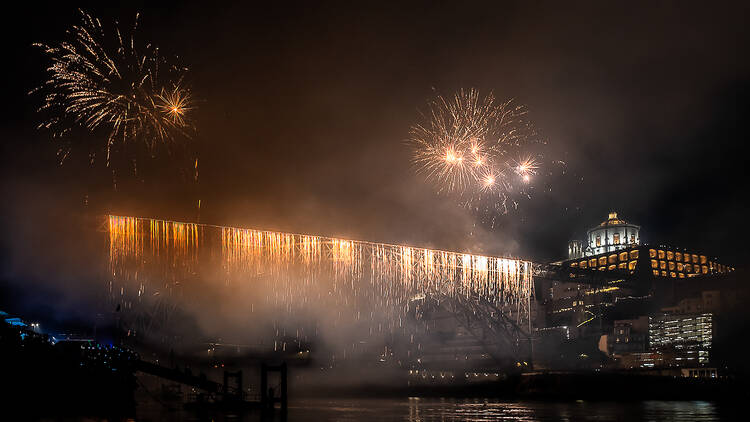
[134,397,726,421]
[286,398,722,421]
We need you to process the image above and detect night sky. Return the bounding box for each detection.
[2,0,749,277]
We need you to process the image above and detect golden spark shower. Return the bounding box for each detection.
[409,89,542,215]
[31,10,195,167]
[107,215,533,339]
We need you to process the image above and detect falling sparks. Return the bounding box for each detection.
[107,215,534,342]
[409,88,542,215]
[31,10,195,167]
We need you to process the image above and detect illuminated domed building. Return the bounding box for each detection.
[537,211,735,352]
[564,211,732,279]
[569,212,640,259]
[538,212,738,371]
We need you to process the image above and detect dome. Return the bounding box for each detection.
[584,212,641,256]
[599,212,627,227]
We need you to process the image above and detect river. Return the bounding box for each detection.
[136,397,737,421]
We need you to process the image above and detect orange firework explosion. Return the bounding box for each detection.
[32,10,195,167]
[409,88,542,215]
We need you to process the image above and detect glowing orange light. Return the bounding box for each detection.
[516,157,539,179]
[445,149,456,163]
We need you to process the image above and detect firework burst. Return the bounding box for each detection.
[31,10,195,167]
[409,89,542,215]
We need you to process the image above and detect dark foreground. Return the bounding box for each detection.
[4,319,749,420]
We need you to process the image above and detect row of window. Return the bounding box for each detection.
[650,260,709,273]
[570,262,638,273]
[653,270,704,278]
[595,233,637,247]
[571,250,640,269]
[649,249,707,264]
[568,248,731,275]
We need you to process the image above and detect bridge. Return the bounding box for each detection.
[104,215,626,369]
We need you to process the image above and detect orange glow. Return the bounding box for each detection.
[108,215,534,306]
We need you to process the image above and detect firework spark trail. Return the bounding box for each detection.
[409,89,541,215]
[108,216,533,331]
[32,10,195,167]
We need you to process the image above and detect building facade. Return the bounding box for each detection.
[565,245,732,279]
[533,212,735,371]
[648,313,713,365]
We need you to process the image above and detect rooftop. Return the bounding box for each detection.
[598,212,632,227]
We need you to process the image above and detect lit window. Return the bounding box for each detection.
[579,260,587,269]
[613,233,620,245]
[599,256,607,266]
[596,236,601,247]
[670,272,676,278]
[630,234,636,244]
[608,264,616,271]
[700,255,707,264]
[669,262,675,271]
[608,254,617,264]
[619,252,628,262]
[684,264,692,272]
[677,263,684,271]
[618,262,627,270]
[651,260,658,269]
[570,262,578,268]
[660,261,666,270]
[649,249,657,258]
[702,266,708,274]
[653,270,660,276]
[629,261,637,271]
[679,273,685,278]
[590,259,597,268]
[692,254,699,263]
[658,250,665,259]
[661,271,667,277]
[675,252,682,262]
[667,251,674,260]
[630,250,639,259]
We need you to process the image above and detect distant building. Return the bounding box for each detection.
[534,212,733,371]
[681,368,717,379]
[565,243,732,280]
[611,316,648,354]
[649,313,713,365]
[565,212,732,279]
[568,212,640,259]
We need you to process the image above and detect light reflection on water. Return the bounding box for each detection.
[284,398,724,421]
[134,396,730,421]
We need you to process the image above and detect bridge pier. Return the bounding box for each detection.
[261,362,288,412]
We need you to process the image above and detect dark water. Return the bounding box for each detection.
[286,398,727,421]
[137,398,737,421]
